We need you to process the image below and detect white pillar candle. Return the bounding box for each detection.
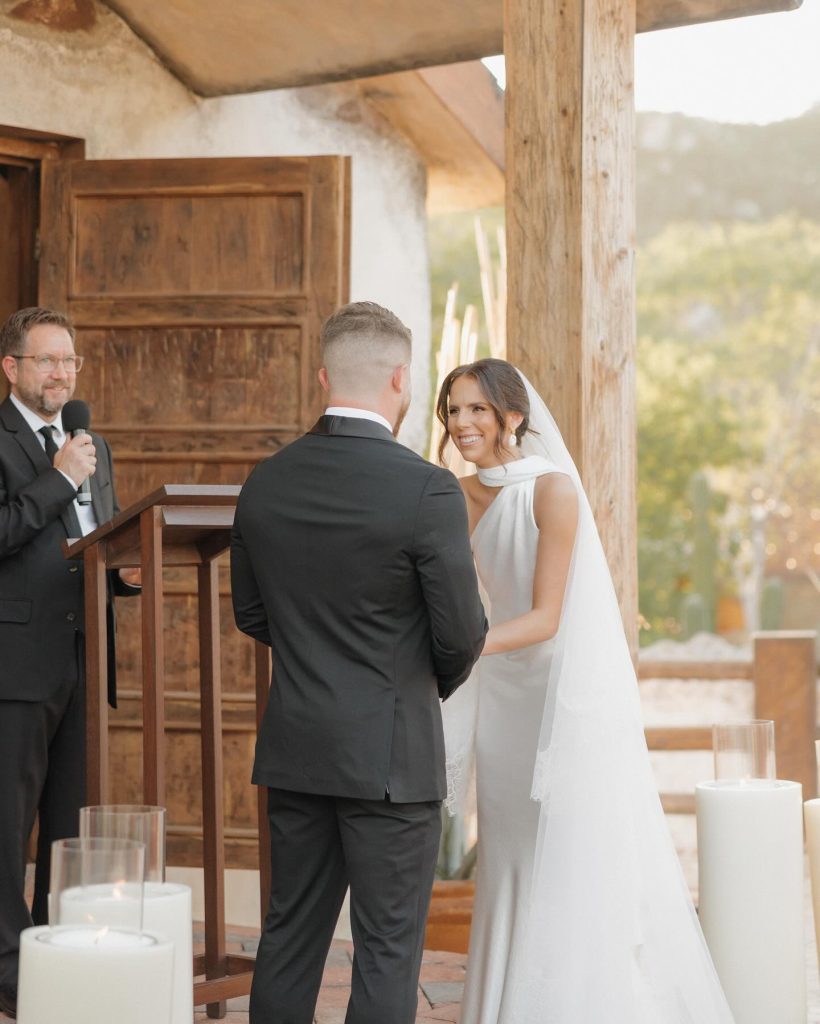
[696,779,805,1024]
[58,882,142,929]
[17,925,173,1024]
[59,882,193,1024]
[804,798,820,975]
[144,883,193,1024]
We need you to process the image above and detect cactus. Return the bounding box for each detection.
[689,471,718,632]
[437,808,466,879]
[760,577,784,630]
[681,592,709,639]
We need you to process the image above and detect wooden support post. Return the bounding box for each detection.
[83,542,108,804]
[754,631,817,798]
[198,560,227,1020]
[504,0,638,651]
[140,505,166,806]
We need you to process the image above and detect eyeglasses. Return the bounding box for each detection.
[11,354,85,373]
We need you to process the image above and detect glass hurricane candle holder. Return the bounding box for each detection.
[50,837,145,931]
[80,805,166,882]
[78,807,192,1022]
[712,720,776,782]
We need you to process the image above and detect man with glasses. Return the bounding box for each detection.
[0,307,137,1019]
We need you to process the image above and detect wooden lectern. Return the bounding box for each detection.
[64,485,271,1018]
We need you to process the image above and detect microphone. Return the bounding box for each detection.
[61,399,93,506]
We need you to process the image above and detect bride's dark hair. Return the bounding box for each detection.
[435,357,531,465]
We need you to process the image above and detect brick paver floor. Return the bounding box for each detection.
[196,893,820,1024]
[192,930,464,1023]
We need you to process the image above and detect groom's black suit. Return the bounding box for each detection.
[231,414,486,1024]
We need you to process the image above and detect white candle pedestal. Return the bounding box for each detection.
[17,925,173,1024]
[696,779,805,1024]
[59,882,193,1024]
[144,883,193,1024]
[804,798,820,974]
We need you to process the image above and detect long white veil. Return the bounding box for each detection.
[443,371,734,1022]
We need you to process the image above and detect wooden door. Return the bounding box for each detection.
[39,156,350,866]
[0,160,38,327]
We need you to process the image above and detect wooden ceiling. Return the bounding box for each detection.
[352,63,505,211]
[101,0,801,98]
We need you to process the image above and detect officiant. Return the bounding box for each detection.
[0,307,139,1020]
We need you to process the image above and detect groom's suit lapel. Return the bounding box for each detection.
[308,415,397,444]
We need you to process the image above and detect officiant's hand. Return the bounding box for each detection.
[54,432,96,487]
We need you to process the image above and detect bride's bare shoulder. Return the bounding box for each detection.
[533,471,578,528]
[458,474,481,502]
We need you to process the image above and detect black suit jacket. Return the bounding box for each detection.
[231,415,487,803]
[0,396,131,706]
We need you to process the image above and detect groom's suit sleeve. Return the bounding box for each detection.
[230,515,272,647]
[414,466,487,701]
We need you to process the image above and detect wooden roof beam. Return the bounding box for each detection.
[98,0,802,98]
[354,63,504,212]
[638,0,801,33]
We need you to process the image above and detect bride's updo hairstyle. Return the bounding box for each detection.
[436,357,531,464]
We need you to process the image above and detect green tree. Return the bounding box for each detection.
[637,217,820,641]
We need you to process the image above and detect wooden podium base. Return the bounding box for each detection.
[66,486,273,1019]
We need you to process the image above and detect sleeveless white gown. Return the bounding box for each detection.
[456,458,735,1024]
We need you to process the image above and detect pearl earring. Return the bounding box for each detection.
[509,433,517,447]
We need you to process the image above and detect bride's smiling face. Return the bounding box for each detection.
[447,375,520,468]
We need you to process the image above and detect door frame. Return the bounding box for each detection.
[0,125,85,327]
[0,124,85,162]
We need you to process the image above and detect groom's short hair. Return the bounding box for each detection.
[321,301,412,396]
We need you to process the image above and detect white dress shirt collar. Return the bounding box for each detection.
[324,406,393,434]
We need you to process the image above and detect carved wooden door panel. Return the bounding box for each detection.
[39,156,350,866]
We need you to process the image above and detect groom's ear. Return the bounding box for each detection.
[391,363,409,393]
[318,367,330,393]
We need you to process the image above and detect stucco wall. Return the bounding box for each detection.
[0,3,432,450]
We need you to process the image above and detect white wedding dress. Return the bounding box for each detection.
[459,465,557,1023]
[445,374,735,1024]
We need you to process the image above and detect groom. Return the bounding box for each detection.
[231,301,487,1024]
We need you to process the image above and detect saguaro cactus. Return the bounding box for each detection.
[760,577,784,630]
[689,471,718,633]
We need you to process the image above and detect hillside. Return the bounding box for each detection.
[636,105,820,240]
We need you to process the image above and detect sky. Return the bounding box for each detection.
[482,0,820,124]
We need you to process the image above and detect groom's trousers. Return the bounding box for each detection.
[249,787,442,1024]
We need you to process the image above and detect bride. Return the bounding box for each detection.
[437,358,733,1023]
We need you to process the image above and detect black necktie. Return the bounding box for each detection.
[39,425,59,464]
